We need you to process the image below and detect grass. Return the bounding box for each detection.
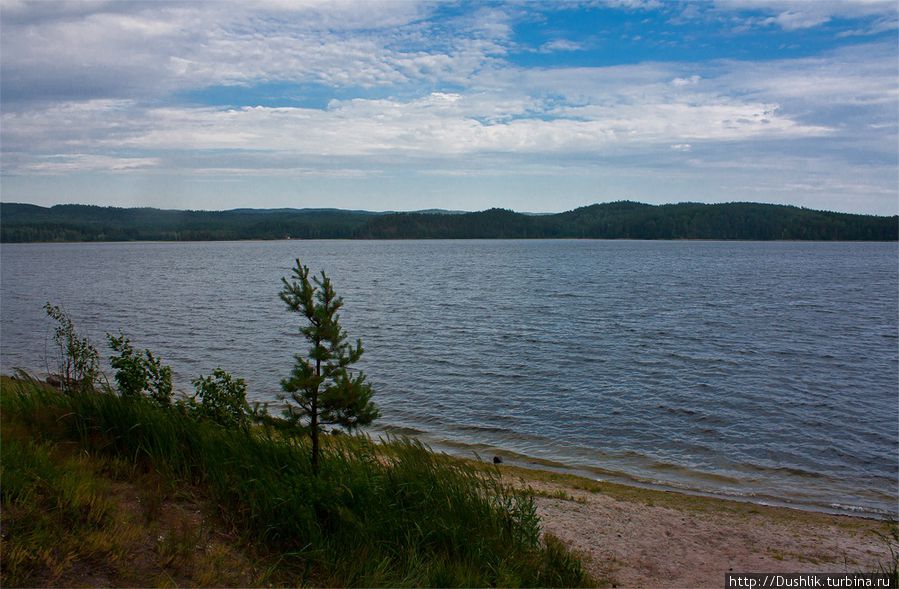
[0,387,262,587]
[1,375,594,587]
[874,523,899,586]
[529,487,589,504]
[0,427,143,586]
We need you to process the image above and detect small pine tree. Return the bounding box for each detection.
[279,259,378,474]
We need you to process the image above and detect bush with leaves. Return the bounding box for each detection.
[188,368,251,430]
[43,303,100,393]
[107,333,173,407]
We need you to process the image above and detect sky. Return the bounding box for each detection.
[1,0,897,214]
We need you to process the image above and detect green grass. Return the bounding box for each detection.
[1,375,594,587]
[0,424,142,586]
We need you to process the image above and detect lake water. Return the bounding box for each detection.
[1,240,897,517]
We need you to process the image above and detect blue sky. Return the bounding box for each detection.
[1,0,897,214]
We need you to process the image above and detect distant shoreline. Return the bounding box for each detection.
[3,200,897,242]
[4,237,899,245]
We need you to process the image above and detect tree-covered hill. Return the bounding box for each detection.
[545,201,898,240]
[1,201,896,242]
[0,204,375,242]
[357,208,551,239]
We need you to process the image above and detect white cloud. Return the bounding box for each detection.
[15,154,161,174]
[0,0,504,102]
[2,30,892,181]
[763,10,830,31]
[713,0,898,31]
[671,75,701,87]
[185,165,379,179]
[836,15,899,37]
[594,0,663,9]
[710,43,899,134]
[1,2,896,213]
[0,66,836,172]
[538,39,585,53]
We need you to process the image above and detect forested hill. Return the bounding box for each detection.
[2,201,896,242]
[0,204,374,242]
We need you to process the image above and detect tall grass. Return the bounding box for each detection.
[1,376,592,587]
[875,522,899,587]
[1,420,141,587]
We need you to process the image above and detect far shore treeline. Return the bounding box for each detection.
[2,200,897,242]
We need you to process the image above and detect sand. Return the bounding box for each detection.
[503,468,894,588]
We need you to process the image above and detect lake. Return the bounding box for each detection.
[1,239,897,517]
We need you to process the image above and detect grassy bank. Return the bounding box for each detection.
[0,375,593,587]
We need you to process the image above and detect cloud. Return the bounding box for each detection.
[763,10,830,31]
[712,0,898,31]
[725,41,896,91]
[836,15,899,37]
[6,40,891,167]
[2,23,892,174]
[537,39,586,53]
[1,1,896,213]
[593,0,663,10]
[12,154,161,175]
[0,0,429,31]
[0,0,504,103]
[671,75,701,87]
[2,54,844,179]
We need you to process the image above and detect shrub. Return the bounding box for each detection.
[107,333,173,407]
[43,303,100,393]
[189,368,251,430]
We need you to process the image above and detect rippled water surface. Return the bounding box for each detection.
[2,240,897,516]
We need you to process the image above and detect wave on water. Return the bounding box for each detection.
[396,426,897,520]
[2,239,897,520]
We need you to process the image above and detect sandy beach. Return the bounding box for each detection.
[503,465,894,588]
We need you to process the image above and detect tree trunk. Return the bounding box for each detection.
[312,352,321,475]
[311,399,319,475]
